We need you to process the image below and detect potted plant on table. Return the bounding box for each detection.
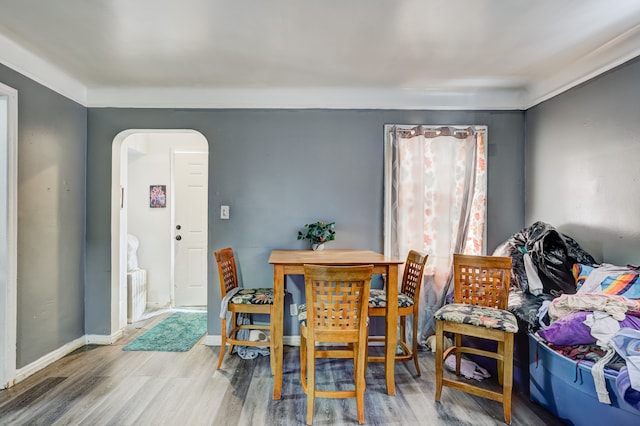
[297,221,336,250]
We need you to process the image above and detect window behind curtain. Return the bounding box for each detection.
[384,124,487,338]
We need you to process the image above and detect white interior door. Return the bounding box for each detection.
[173,151,208,307]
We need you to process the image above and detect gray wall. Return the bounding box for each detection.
[86,109,525,336]
[525,56,640,265]
[0,64,86,368]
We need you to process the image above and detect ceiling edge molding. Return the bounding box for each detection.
[86,87,528,110]
[1,26,638,110]
[524,24,640,109]
[0,33,87,105]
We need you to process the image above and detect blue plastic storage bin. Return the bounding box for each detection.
[528,333,640,426]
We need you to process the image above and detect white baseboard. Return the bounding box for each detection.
[8,331,125,389]
[204,335,220,346]
[204,335,301,347]
[86,330,123,345]
[284,335,300,346]
[13,335,86,386]
[10,331,301,389]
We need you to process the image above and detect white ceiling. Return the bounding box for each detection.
[0,0,639,109]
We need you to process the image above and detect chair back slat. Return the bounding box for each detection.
[453,254,511,310]
[401,250,429,300]
[304,264,373,334]
[214,247,239,296]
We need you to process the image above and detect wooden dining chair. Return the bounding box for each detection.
[367,250,428,375]
[434,254,517,424]
[299,264,373,425]
[214,247,274,370]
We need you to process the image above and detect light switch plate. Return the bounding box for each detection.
[220,205,230,219]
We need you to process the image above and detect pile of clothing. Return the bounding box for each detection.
[536,293,640,410]
[495,221,640,410]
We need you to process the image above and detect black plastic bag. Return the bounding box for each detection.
[493,221,596,296]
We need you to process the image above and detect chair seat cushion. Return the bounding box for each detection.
[434,303,518,333]
[230,288,274,305]
[368,289,414,308]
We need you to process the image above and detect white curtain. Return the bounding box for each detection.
[385,125,487,341]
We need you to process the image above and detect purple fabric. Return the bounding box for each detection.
[616,367,640,411]
[623,315,640,330]
[538,311,595,345]
[538,311,640,346]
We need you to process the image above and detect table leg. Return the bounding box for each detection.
[385,264,399,396]
[272,265,285,400]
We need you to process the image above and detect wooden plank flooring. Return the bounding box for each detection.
[0,312,563,425]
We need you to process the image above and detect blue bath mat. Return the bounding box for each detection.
[123,311,207,352]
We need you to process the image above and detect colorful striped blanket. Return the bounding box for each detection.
[573,263,640,299]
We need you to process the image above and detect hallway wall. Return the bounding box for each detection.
[0,63,86,368]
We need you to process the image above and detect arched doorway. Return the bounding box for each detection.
[110,130,209,336]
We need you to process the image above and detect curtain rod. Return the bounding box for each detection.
[394,125,479,139]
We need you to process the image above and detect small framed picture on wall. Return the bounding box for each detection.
[149,185,167,208]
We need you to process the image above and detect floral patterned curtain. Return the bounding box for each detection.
[385,125,487,340]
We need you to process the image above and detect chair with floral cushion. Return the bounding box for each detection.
[214,247,274,370]
[299,264,373,425]
[434,253,517,424]
[367,250,428,375]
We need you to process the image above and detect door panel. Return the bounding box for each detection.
[173,151,208,307]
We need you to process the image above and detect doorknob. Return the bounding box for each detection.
[176,225,181,230]
[175,235,182,241]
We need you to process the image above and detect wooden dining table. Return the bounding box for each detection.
[268,249,404,400]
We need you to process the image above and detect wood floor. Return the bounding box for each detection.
[0,312,563,425]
